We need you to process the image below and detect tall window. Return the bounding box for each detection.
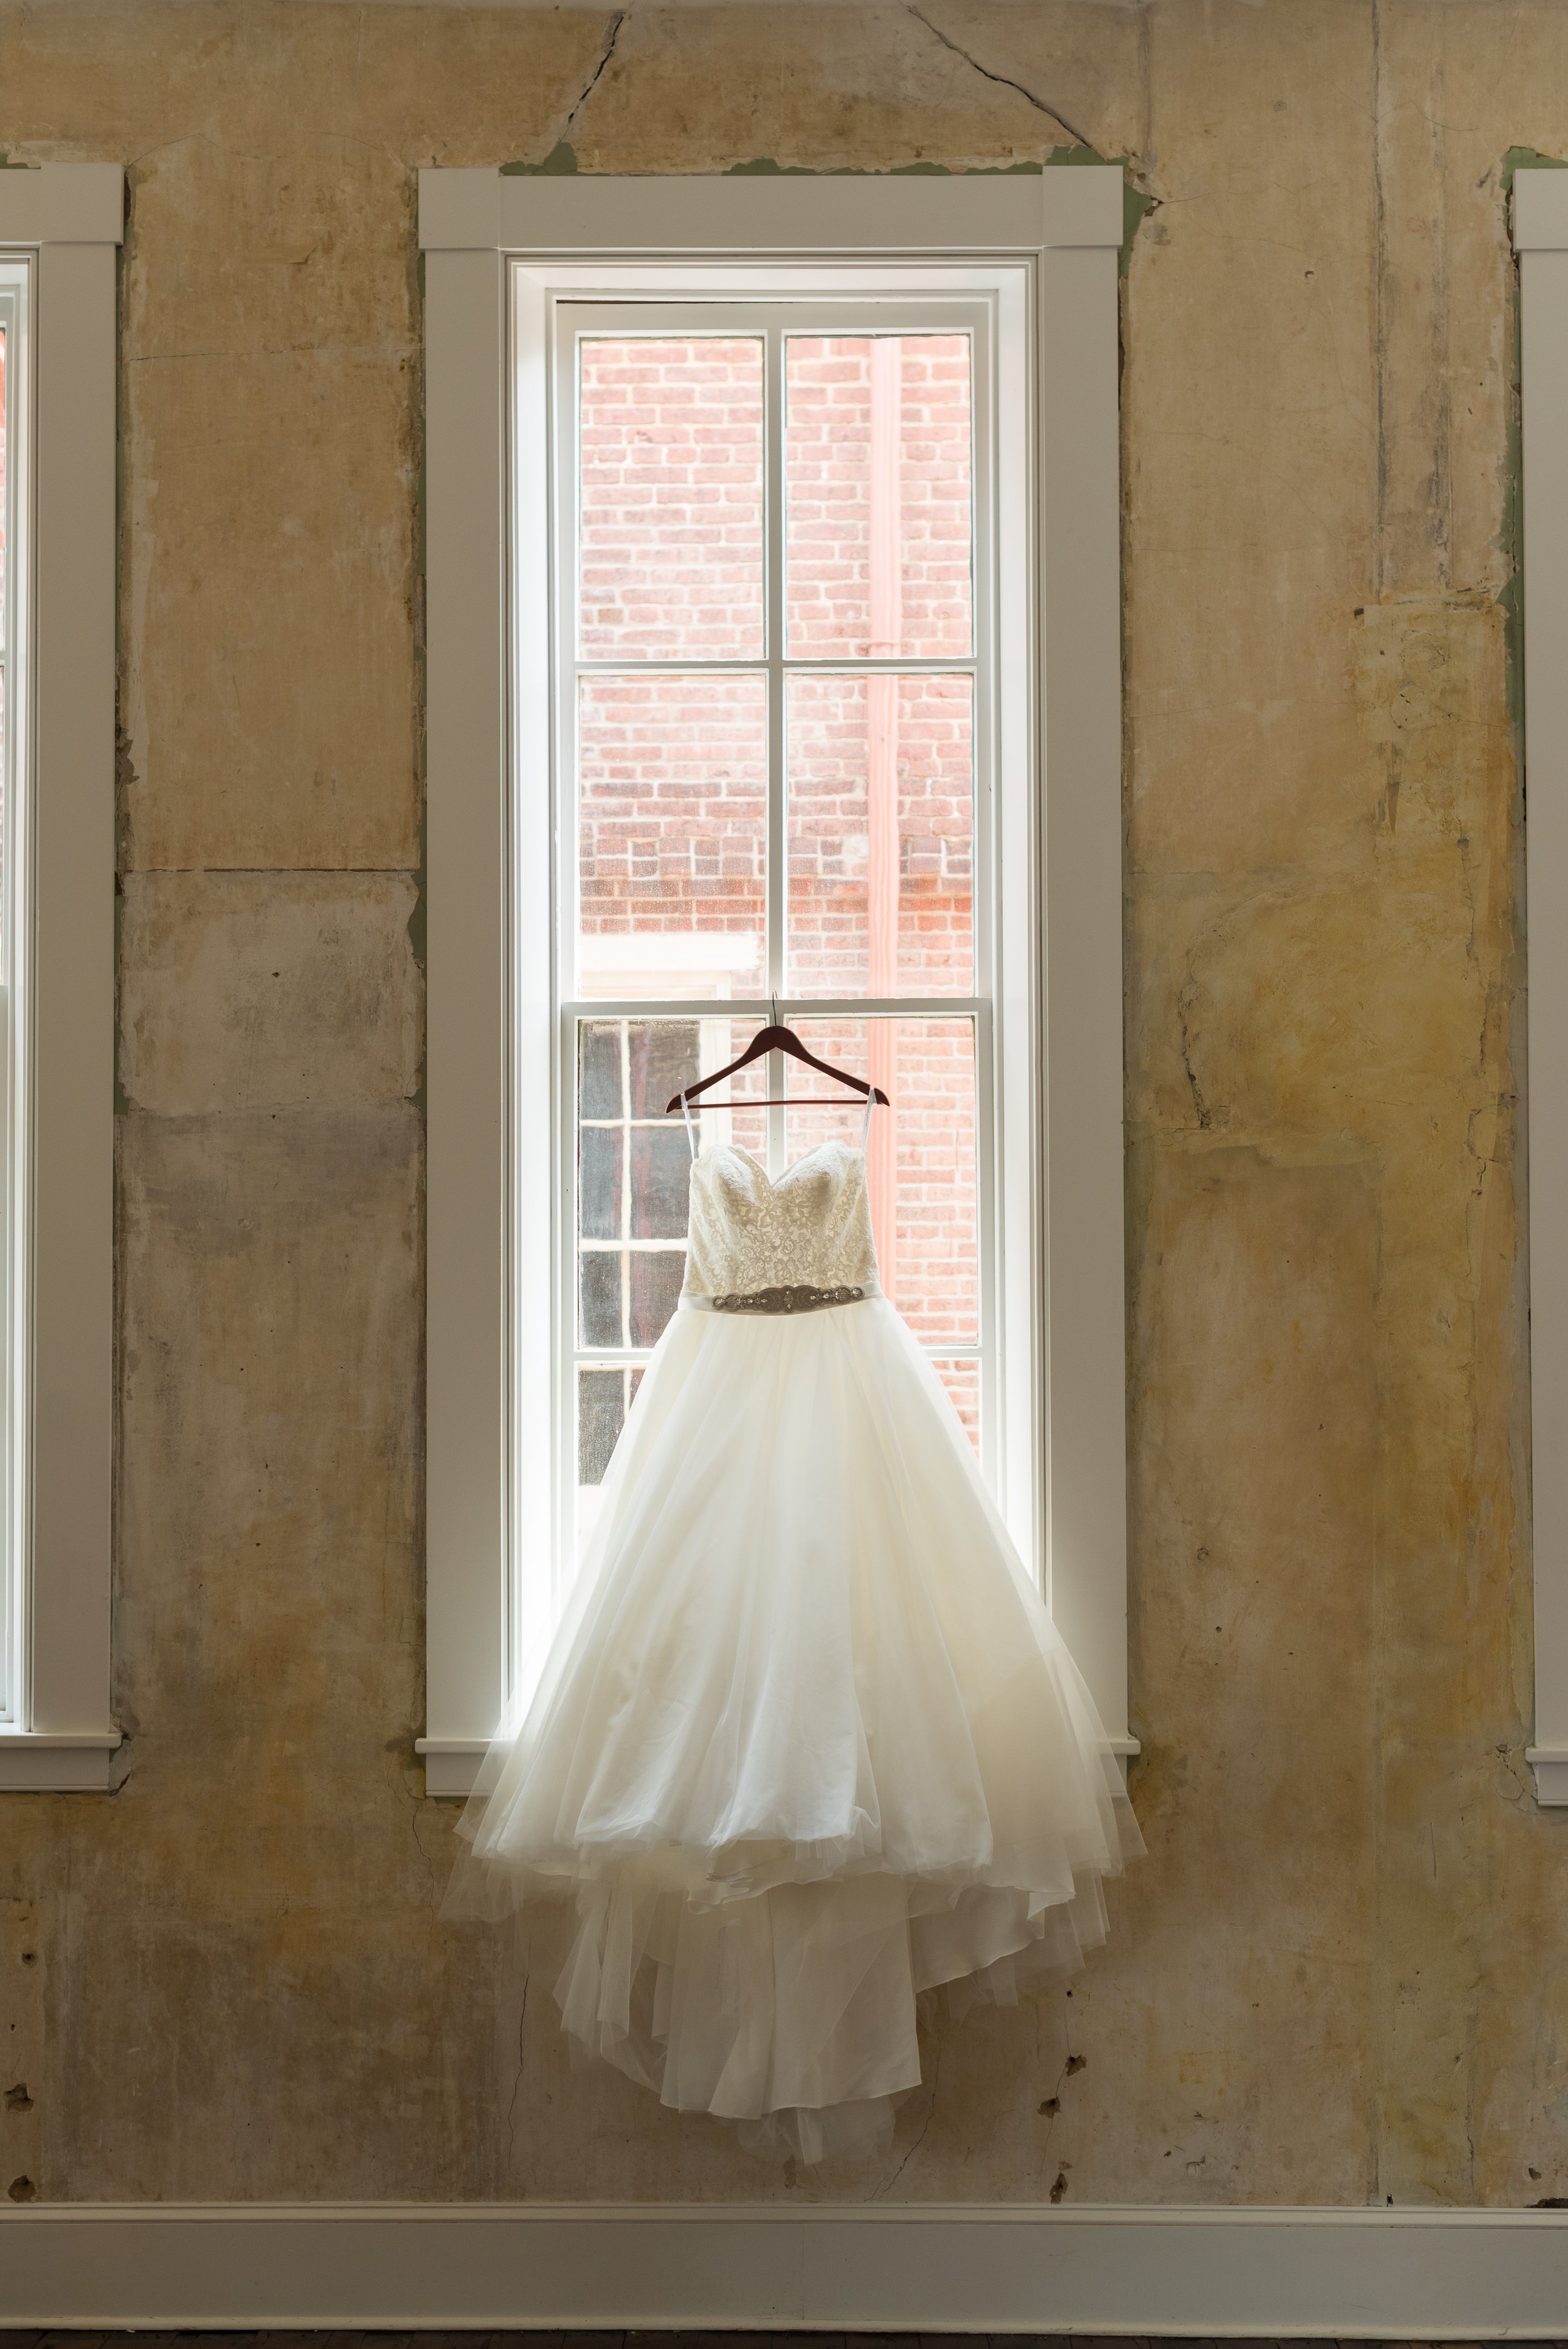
[554,311,999,1574]
[0,164,130,1790]
[0,258,23,1730]
[420,171,1132,1793]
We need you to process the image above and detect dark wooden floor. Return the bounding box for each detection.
[0,2334,1521,2347]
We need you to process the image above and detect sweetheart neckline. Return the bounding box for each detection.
[695,1138,865,1188]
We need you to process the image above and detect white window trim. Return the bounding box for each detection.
[0,164,122,1793]
[1513,167,1568,1804]
[419,169,1131,1797]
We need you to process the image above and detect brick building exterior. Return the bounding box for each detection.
[574,332,983,1473]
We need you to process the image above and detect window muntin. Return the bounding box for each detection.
[556,301,997,1581]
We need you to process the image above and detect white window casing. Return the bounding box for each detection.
[0,165,122,1791]
[1515,167,1568,1803]
[419,169,1131,1797]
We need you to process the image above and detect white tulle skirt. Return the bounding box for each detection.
[446,1295,1140,2163]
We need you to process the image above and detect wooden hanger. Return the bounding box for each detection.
[665,1002,892,1114]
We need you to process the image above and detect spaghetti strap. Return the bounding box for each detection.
[681,1089,699,1160]
[861,1088,877,1150]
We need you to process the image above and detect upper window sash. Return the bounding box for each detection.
[0,165,123,1792]
[551,297,995,999]
[418,171,1130,1798]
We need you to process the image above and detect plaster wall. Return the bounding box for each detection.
[0,0,1559,2208]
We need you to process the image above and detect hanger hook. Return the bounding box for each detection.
[771,991,780,1028]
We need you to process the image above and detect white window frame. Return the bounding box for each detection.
[1513,167,1568,1803]
[0,165,122,1792]
[419,171,1131,1797]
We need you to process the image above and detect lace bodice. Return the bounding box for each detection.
[682,1141,880,1307]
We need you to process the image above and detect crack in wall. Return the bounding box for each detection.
[1177,982,1214,1132]
[904,6,1090,150]
[561,9,627,148]
[870,2037,941,2198]
[505,1973,530,2166]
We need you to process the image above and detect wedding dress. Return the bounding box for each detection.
[447,1105,1140,2163]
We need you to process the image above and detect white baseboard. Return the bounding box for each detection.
[3,2202,1568,2333]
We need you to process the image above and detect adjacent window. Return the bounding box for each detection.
[0,166,121,1791]
[0,260,21,1730]
[420,172,1131,1795]
[1514,169,1568,1804]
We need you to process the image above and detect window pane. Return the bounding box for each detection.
[579,336,765,660]
[785,334,973,660]
[629,1125,691,1239]
[579,1250,624,1349]
[628,1021,699,1119]
[930,1358,981,1458]
[783,1017,978,1342]
[661,1014,770,1167]
[630,1251,686,1348]
[578,672,766,999]
[786,672,973,997]
[578,1366,628,1487]
[579,1019,623,1118]
[578,1125,623,1241]
[577,1019,704,1355]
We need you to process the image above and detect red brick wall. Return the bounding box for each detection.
[580,336,765,661]
[575,332,981,1442]
[783,333,972,659]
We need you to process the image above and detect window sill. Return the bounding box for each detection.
[1527,1746,1568,1805]
[416,1736,488,1798]
[0,1732,121,1790]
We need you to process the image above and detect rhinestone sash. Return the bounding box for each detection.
[681,1280,881,1317]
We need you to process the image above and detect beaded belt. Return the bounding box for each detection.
[682,1280,880,1316]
